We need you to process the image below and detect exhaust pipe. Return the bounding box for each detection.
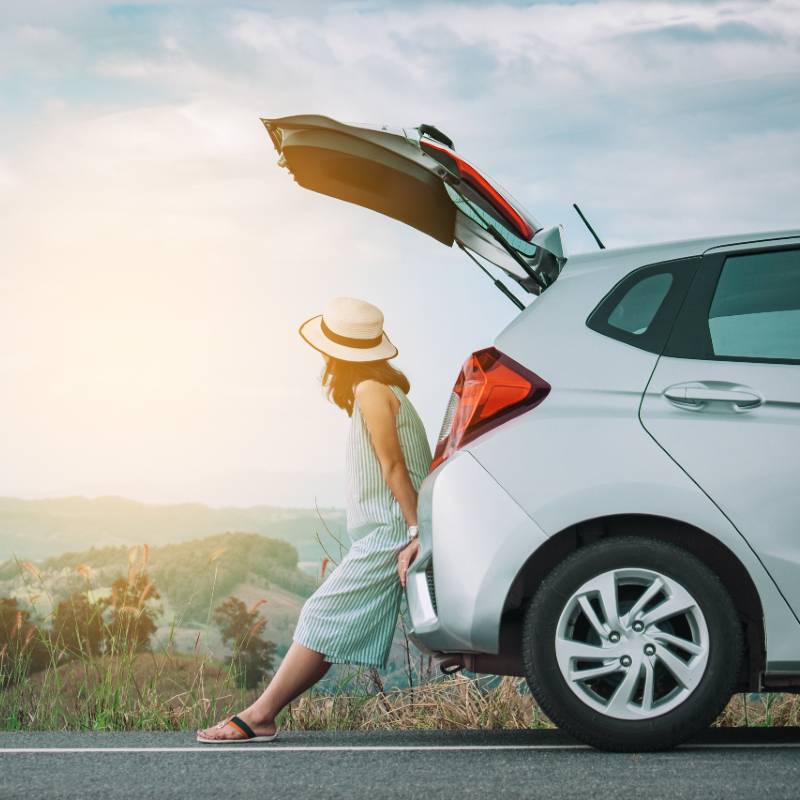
[439,652,525,677]
[437,621,525,677]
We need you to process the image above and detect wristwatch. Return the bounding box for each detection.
[407,525,419,541]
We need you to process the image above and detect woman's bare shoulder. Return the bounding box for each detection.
[354,380,400,413]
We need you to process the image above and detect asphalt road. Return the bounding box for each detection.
[2,728,799,800]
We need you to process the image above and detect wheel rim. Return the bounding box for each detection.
[554,567,710,720]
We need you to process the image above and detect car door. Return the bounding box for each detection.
[640,239,800,616]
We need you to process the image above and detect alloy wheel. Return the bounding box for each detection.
[554,567,710,720]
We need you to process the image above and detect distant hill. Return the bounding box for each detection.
[0,531,319,631]
[0,496,347,566]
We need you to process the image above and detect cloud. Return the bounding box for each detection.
[623,19,776,43]
[0,23,77,81]
[0,0,798,503]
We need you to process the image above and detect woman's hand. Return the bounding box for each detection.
[396,539,420,588]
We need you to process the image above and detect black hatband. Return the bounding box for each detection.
[320,318,383,349]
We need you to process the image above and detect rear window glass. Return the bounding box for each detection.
[607,273,674,335]
[444,184,537,257]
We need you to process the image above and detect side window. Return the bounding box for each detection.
[608,273,673,335]
[708,249,800,361]
[586,259,698,354]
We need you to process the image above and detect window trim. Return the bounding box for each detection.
[586,257,700,355]
[663,243,800,366]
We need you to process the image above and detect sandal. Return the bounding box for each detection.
[196,715,279,744]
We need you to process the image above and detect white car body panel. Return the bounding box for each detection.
[407,229,800,679]
[409,451,549,653]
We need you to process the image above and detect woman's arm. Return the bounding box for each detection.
[355,380,418,526]
[355,381,420,587]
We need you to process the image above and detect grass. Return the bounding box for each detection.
[714,692,800,728]
[2,546,799,733]
[4,647,800,732]
[0,547,253,732]
[3,650,248,731]
[282,674,553,731]
[282,680,800,732]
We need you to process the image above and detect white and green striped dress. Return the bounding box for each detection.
[293,383,432,668]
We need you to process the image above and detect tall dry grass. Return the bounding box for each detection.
[6,648,800,732]
[282,678,800,732]
[713,692,800,728]
[2,649,249,731]
[282,674,553,731]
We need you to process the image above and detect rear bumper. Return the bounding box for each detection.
[406,451,549,654]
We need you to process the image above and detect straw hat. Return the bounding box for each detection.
[299,297,398,362]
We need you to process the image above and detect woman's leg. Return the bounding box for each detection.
[197,642,331,740]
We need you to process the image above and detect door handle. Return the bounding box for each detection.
[663,382,763,411]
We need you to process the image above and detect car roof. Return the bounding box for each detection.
[565,228,800,275]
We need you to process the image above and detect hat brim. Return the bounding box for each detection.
[299,315,398,362]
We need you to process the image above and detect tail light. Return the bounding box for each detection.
[430,347,550,472]
[420,140,534,241]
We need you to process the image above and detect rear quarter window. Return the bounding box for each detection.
[607,273,674,335]
[586,258,699,354]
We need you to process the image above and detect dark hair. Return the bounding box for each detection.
[322,357,411,416]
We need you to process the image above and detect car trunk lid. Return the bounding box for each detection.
[261,115,566,294]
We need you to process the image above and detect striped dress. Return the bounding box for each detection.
[293,383,432,668]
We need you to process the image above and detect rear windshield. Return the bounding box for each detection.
[444,184,537,257]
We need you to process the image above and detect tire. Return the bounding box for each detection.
[522,536,742,752]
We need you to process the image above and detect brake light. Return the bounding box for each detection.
[420,140,534,240]
[430,347,550,472]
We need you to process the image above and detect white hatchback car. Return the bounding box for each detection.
[263,116,800,751]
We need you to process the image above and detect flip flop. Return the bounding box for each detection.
[196,715,279,744]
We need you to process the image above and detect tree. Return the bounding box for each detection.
[0,598,48,686]
[103,571,161,654]
[51,592,106,658]
[213,597,277,689]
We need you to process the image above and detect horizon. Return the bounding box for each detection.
[0,492,344,510]
[0,492,346,565]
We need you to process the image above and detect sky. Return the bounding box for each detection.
[1,0,798,507]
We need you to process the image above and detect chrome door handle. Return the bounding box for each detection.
[663,382,763,411]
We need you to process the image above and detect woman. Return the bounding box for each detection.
[198,296,432,742]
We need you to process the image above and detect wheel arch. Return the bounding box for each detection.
[500,513,765,690]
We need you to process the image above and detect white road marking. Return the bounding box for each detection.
[0,742,799,754]
[0,745,584,753]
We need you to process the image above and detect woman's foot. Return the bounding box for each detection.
[196,710,277,741]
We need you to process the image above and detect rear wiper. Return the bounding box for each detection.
[451,187,549,293]
[483,222,549,292]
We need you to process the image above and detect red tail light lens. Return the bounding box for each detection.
[421,140,534,240]
[430,347,550,472]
